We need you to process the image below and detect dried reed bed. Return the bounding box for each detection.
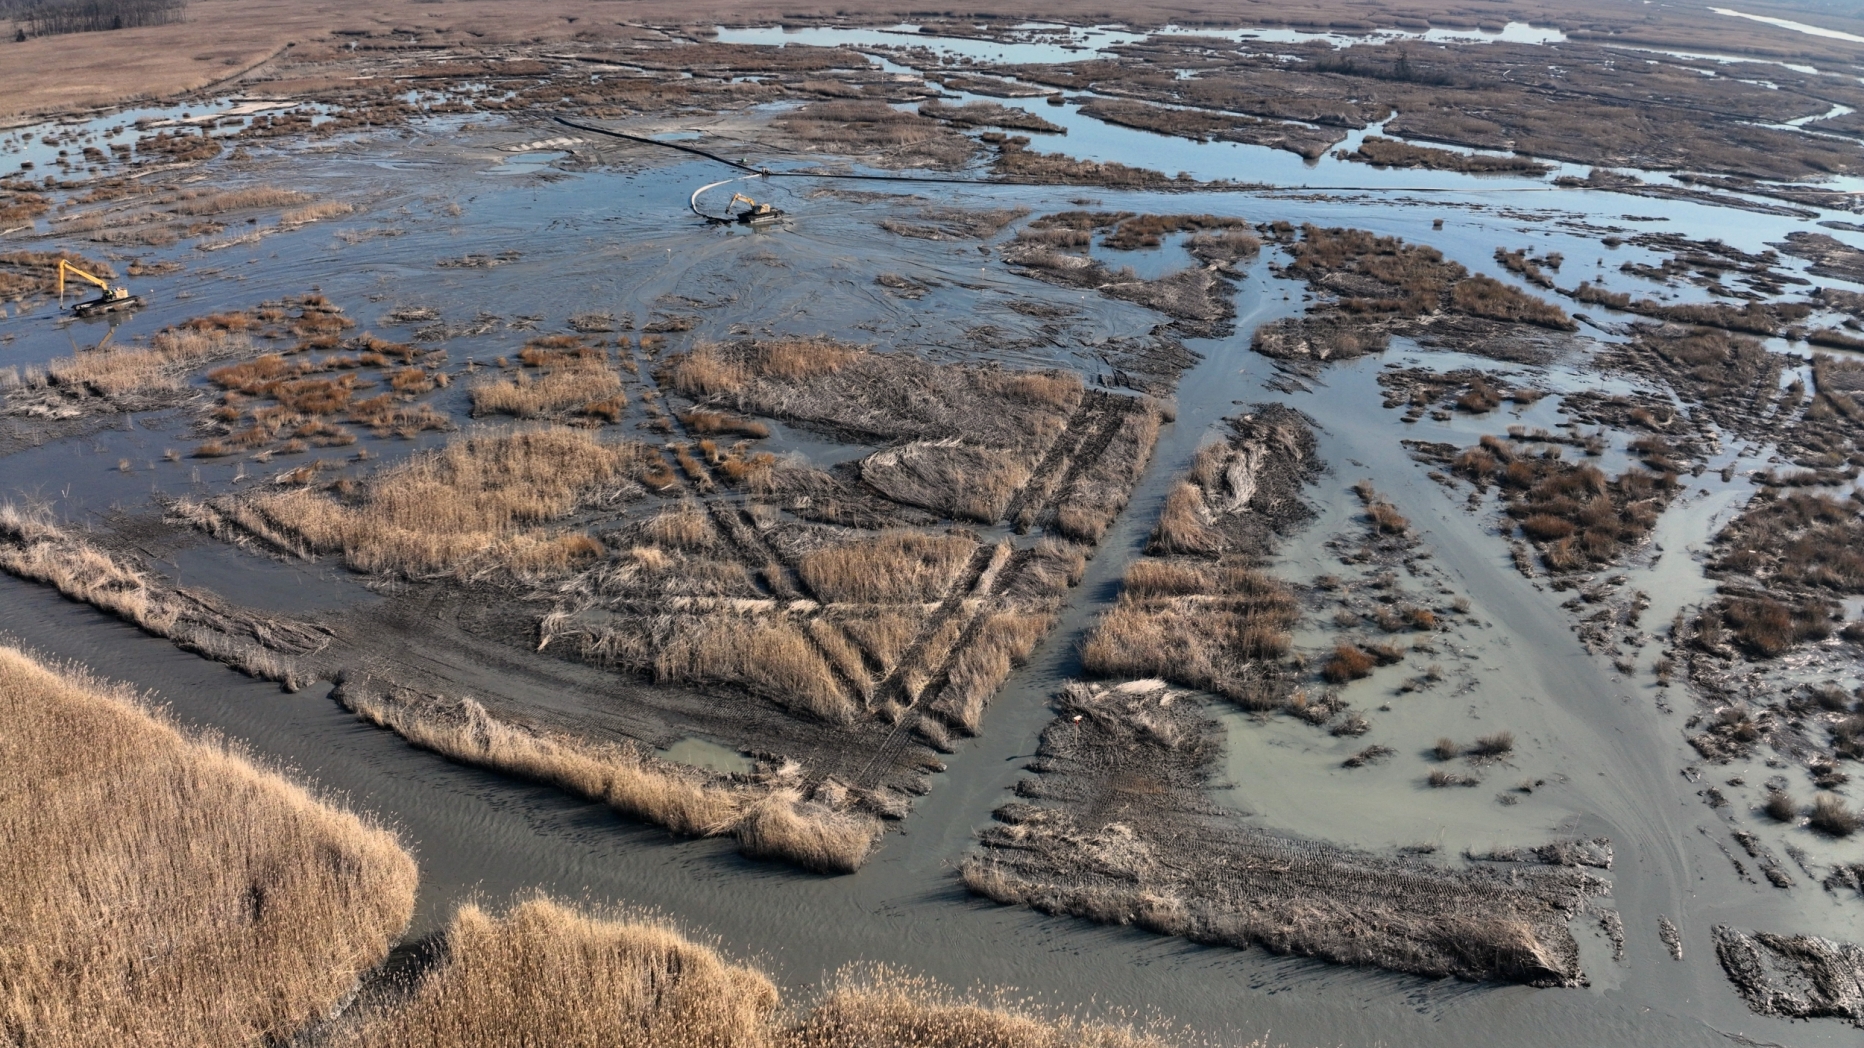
[0,504,327,690]
[670,339,1082,477]
[797,530,976,604]
[860,439,1031,523]
[238,428,646,577]
[1345,136,1550,174]
[1452,440,1677,572]
[169,186,313,215]
[0,645,416,1046]
[335,897,1185,1048]
[776,99,977,169]
[542,607,857,724]
[279,200,354,227]
[670,337,863,397]
[1150,479,1224,555]
[470,365,624,420]
[346,691,878,872]
[787,964,1178,1048]
[40,325,255,397]
[1713,489,1864,593]
[333,898,777,1048]
[0,502,186,632]
[929,608,1055,734]
[1080,558,1296,706]
[1054,405,1162,543]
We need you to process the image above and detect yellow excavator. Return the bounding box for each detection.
[56,259,142,318]
[727,192,784,228]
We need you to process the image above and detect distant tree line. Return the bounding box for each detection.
[5,0,187,39]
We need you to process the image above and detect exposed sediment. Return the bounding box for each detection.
[1714,927,1864,1028]
[963,680,1607,986]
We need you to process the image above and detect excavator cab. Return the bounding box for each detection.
[56,259,143,318]
[726,192,784,228]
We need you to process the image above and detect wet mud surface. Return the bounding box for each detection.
[5,18,1864,1048]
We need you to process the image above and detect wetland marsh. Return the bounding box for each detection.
[6,7,1864,1045]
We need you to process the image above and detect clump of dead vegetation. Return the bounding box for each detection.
[1082,558,1297,707]
[330,895,1177,1047]
[1004,219,1239,338]
[1253,225,1573,365]
[6,323,260,418]
[1075,98,1342,159]
[471,335,624,423]
[1082,406,1317,711]
[1692,595,1837,662]
[919,99,1064,134]
[0,644,416,1045]
[991,137,1194,189]
[1448,436,1677,575]
[192,428,652,578]
[344,690,880,873]
[1712,490,1864,595]
[775,100,977,169]
[1148,406,1320,560]
[1020,210,1263,270]
[964,681,1603,987]
[1342,137,1550,174]
[1597,326,1787,442]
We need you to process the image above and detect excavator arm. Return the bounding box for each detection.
[56,259,111,299]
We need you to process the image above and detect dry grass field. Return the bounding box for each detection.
[335,895,1185,1048]
[231,427,649,577]
[0,645,417,1046]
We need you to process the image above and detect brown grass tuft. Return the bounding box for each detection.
[680,409,771,438]
[170,186,313,215]
[472,366,623,420]
[669,343,747,396]
[1321,642,1375,684]
[736,787,880,873]
[1470,731,1515,757]
[0,645,416,1046]
[1149,480,1223,555]
[1809,793,1861,837]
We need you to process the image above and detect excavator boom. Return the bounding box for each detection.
[56,259,110,299]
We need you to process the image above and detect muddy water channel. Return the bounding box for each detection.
[4,57,1864,1046]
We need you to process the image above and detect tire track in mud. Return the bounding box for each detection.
[841,542,1004,793]
[917,548,1035,718]
[640,352,880,711]
[1002,390,1111,528]
[1030,392,1137,532]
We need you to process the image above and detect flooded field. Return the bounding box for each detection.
[5,15,1864,1046]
